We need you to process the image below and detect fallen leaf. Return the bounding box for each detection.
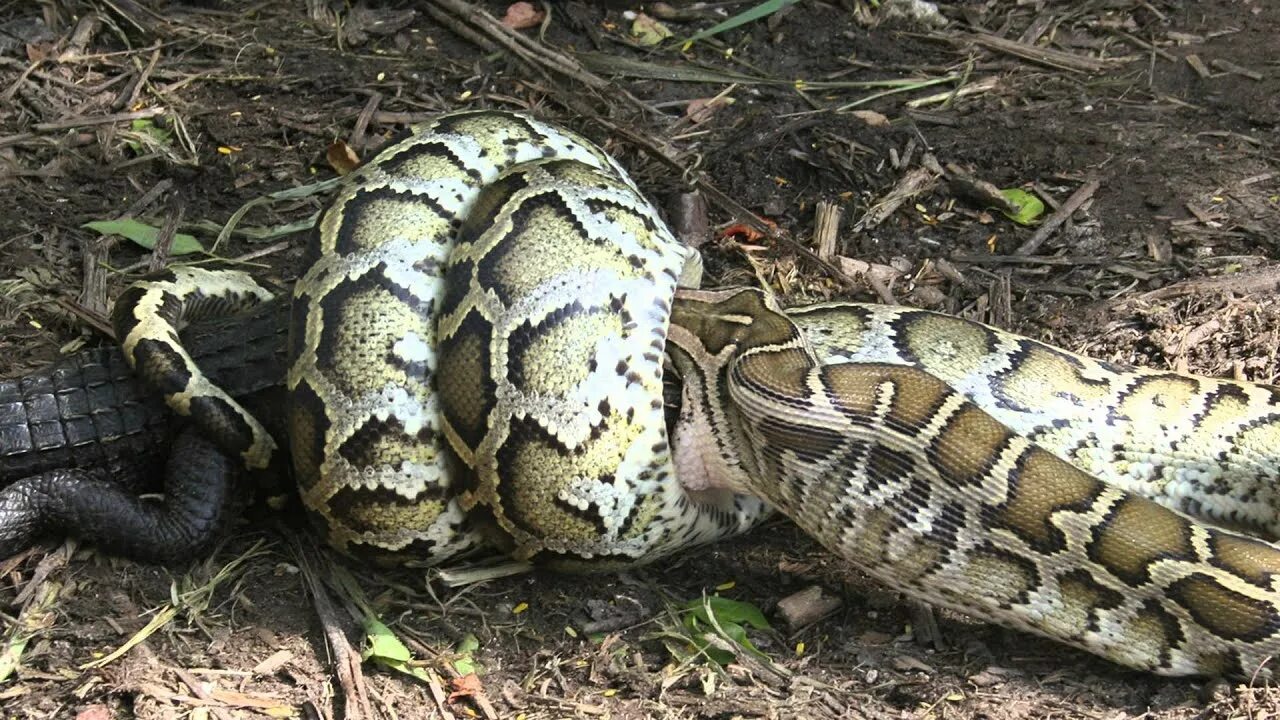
[326,140,361,175]
[631,13,673,46]
[252,649,294,675]
[999,188,1045,226]
[686,96,733,124]
[81,218,204,256]
[718,218,777,244]
[967,668,1008,687]
[26,42,56,63]
[836,256,903,287]
[891,655,934,673]
[776,559,811,574]
[448,673,484,703]
[501,2,545,29]
[850,110,890,127]
[857,630,895,645]
[453,634,480,676]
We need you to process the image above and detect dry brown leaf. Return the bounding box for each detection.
[326,140,361,176]
[25,42,56,63]
[837,256,904,286]
[891,654,935,673]
[631,12,673,46]
[251,649,294,675]
[208,688,292,710]
[448,672,485,702]
[686,96,732,124]
[850,109,890,127]
[501,2,545,30]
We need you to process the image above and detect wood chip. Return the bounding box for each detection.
[1184,202,1219,225]
[909,600,944,651]
[855,165,941,231]
[1173,318,1222,355]
[1184,54,1212,78]
[776,586,842,629]
[837,257,904,304]
[671,192,710,249]
[1210,58,1263,80]
[1144,230,1173,263]
[1142,266,1280,300]
[252,649,294,675]
[812,201,845,261]
[944,163,1019,215]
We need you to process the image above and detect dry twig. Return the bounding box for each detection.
[429,0,647,111]
[963,31,1113,73]
[1013,179,1100,255]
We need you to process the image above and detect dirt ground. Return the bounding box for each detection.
[2,0,1279,718]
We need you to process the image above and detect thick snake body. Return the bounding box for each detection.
[286,111,768,564]
[435,152,768,566]
[4,109,1280,676]
[669,289,1280,677]
[790,301,1280,537]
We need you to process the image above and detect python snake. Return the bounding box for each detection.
[3,109,1280,678]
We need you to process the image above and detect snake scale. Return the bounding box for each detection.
[3,109,1280,678]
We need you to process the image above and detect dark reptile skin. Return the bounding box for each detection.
[0,297,288,483]
[0,428,240,561]
[0,297,288,559]
[0,347,169,482]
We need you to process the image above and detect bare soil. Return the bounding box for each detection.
[1,1,1279,718]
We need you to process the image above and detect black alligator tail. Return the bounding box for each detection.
[0,428,240,562]
[0,297,288,560]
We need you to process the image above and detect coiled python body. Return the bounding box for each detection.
[110,110,769,566]
[20,109,1280,676]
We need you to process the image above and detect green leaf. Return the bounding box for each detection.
[361,616,434,682]
[681,596,770,630]
[453,633,480,675]
[999,188,1046,226]
[718,620,755,649]
[700,637,738,665]
[679,596,771,665]
[82,218,205,255]
[131,118,172,140]
[125,118,172,153]
[362,616,411,664]
[683,0,800,48]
